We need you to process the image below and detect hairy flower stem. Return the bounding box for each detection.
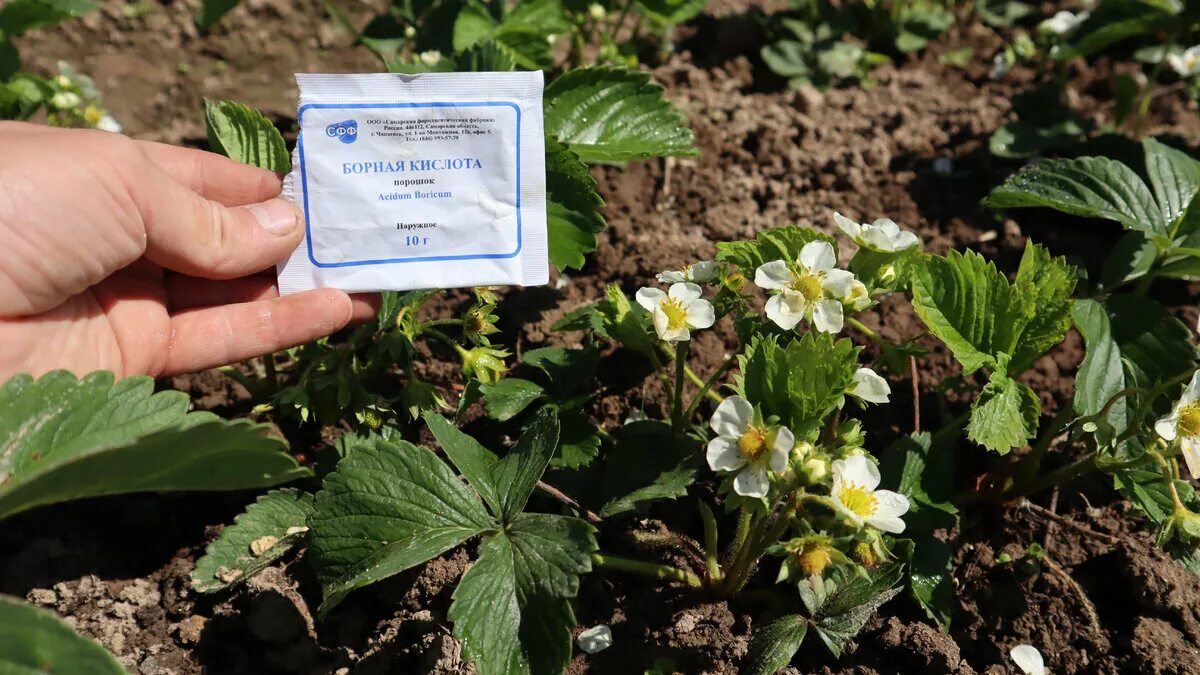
[1006,453,1101,501]
[592,553,704,588]
[847,317,888,347]
[657,343,723,404]
[262,354,278,393]
[1148,447,1187,512]
[671,342,689,432]
[699,501,722,583]
[718,504,796,596]
[681,357,736,425]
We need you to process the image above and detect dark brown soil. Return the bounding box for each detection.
[8,1,1200,674]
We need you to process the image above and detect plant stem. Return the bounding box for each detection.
[731,510,752,554]
[681,357,736,425]
[671,342,689,432]
[847,316,887,346]
[699,501,722,583]
[262,353,278,394]
[1010,453,1100,500]
[658,343,723,404]
[1018,401,1075,479]
[592,553,704,588]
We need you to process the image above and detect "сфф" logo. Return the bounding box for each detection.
[326,119,358,144]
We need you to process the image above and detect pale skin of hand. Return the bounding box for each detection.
[0,122,380,380]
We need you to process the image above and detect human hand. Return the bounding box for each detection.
[0,122,379,380]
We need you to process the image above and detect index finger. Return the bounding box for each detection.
[137,141,284,207]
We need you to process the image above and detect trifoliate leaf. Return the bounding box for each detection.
[598,420,698,517]
[1073,295,1196,443]
[715,225,837,275]
[0,371,308,522]
[966,372,1040,454]
[523,346,600,398]
[636,0,708,25]
[453,0,568,69]
[743,614,808,675]
[545,67,697,162]
[309,438,493,615]
[480,378,546,422]
[546,137,606,272]
[911,249,1030,375]
[0,0,96,37]
[192,488,315,593]
[0,594,124,674]
[554,410,603,469]
[1010,241,1077,372]
[491,407,561,522]
[449,512,596,675]
[204,99,291,172]
[736,333,859,437]
[424,411,504,514]
[809,562,905,657]
[983,155,1165,236]
[1143,137,1200,233]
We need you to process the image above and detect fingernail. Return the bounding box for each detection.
[248,198,300,236]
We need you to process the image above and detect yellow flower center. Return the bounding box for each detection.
[1180,404,1200,438]
[791,272,824,302]
[796,543,833,576]
[738,426,769,461]
[660,298,689,331]
[83,106,103,125]
[838,482,878,518]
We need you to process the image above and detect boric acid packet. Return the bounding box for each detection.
[278,72,548,294]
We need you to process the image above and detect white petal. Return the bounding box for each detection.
[833,212,862,241]
[1010,644,1045,675]
[851,367,891,404]
[755,260,792,290]
[656,270,686,284]
[689,261,718,282]
[1156,411,1180,441]
[812,298,844,334]
[799,241,836,273]
[707,437,747,472]
[860,226,897,252]
[651,305,672,340]
[821,269,856,298]
[661,324,691,342]
[769,427,794,473]
[765,293,805,330]
[686,299,716,329]
[577,625,613,654]
[734,464,770,498]
[635,287,667,312]
[668,282,703,304]
[871,490,910,518]
[1183,438,1200,480]
[871,218,901,237]
[1168,53,1188,75]
[837,454,881,491]
[1181,370,1200,404]
[710,395,753,437]
[891,230,921,250]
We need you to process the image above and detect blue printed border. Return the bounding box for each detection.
[297,102,522,268]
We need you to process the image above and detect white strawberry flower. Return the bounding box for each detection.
[849,367,891,404]
[830,455,909,533]
[96,115,122,133]
[657,260,718,284]
[1010,644,1047,675]
[706,396,795,498]
[755,241,856,333]
[418,50,442,66]
[1168,45,1200,78]
[635,282,715,343]
[1039,10,1087,35]
[1155,370,1200,478]
[833,212,921,253]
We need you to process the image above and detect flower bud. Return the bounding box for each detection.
[404,25,417,39]
[800,456,828,485]
[852,541,877,568]
[49,91,82,110]
[723,271,747,294]
[458,345,510,384]
[588,3,606,20]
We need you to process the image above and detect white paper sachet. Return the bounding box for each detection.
[278,71,548,294]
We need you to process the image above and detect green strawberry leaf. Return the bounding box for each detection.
[736,333,859,437]
[545,67,697,162]
[0,0,96,37]
[204,99,290,172]
[554,409,603,469]
[810,562,905,657]
[192,488,315,593]
[1143,137,1200,234]
[309,437,493,615]
[743,614,808,675]
[449,512,597,675]
[196,0,238,31]
[911,249,1030,375]
[0,594,124,674]
[715,225,837,275]
[1010,241,1077,372]
[0,371,308,522]
[480,378,546,422]
[491,407,561,522]
[966,371,1040,454]
[983,155,1165,236]
[523,347,600,399]
[546,137,606,272]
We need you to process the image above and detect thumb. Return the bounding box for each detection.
[134,162,305,279]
